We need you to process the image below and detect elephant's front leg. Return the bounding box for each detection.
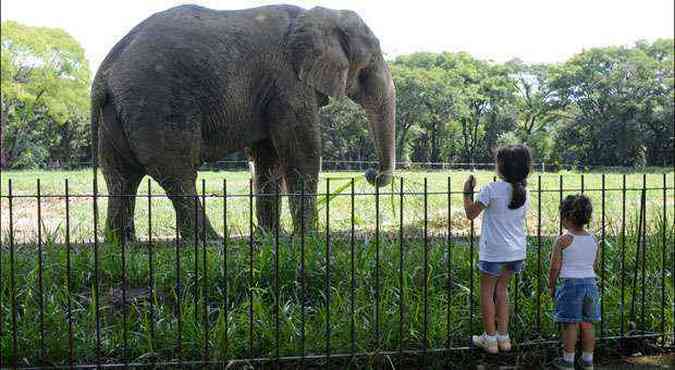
[285,166,319,236]
[269,107,321,236]
[250,140,283,234]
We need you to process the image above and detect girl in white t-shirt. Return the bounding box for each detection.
[463,144,532,353]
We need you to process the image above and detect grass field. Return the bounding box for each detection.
[2,169,673,242]
[1,169,674,367]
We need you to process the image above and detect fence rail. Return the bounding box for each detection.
[11,159,675,172]
[0,172,674,369]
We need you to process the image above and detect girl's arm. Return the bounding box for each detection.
[463,175,485,220]
[548,234,572,297]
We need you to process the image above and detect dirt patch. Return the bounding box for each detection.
[1,196,94,242]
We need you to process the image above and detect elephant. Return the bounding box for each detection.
[91,4,396,242]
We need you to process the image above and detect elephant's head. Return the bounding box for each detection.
[289,7,396,187]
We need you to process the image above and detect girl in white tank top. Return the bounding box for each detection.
[560,234,598,278]
[548,194,599,370]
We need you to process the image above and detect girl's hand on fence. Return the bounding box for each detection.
[464,175,476,195]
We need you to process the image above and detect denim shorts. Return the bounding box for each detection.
[478,260,524,277]
[554,278,600,323]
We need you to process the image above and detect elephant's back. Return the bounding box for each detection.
[104,4,300,108]
[111,4,299,68]
[100,5,300,163]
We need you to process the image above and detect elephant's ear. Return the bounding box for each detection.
[288,7,350,97]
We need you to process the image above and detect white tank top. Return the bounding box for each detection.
[560,233,597,278]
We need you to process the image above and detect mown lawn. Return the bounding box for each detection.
[1,169,673,242]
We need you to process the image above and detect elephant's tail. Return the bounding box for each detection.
[90,77,107,192]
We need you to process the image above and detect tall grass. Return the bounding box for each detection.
[1,218,672,366]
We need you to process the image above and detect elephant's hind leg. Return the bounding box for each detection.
[101,165,144,244]
[152,171,219,242]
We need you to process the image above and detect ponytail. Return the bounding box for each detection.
[495,144,532,209]
[508,180,527,209]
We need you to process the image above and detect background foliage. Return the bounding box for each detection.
[1,20,672,169]
[1,21,91,169]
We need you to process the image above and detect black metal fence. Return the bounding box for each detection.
[0,172,673,369]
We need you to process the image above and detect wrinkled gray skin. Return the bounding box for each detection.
[92,4,396,242]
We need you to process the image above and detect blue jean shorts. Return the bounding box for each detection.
[554,278,600,323]
[478,260,524,277]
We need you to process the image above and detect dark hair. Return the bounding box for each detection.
[560,194,593,227]
[496,144,532,209]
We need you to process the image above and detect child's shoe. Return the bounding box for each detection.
[579,358,594,370]
[552,357,575,369]
[471,333,498,354]
[496,334,512,352]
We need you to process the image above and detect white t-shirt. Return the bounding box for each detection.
[476,180,528,262]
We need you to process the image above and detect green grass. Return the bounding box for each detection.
[1,169,673,242]
[0,169,674,367]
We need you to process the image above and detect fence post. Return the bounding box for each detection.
[350,178,356,360]
[65,179,75,368]
[536,175,542,335]
[639,175,647,330]
[446,177,452,352]
[122,185,129,368]
[36,179,45,362]
[223,179,229,358]
[399,177,405,360]
[300,178,306,369]
[92,170,102,368]
[375,177,381,351]
[175,193,182,363]
[662,172,667,340]
[423,177,429,366]
[275,182,281,368]
[201,179,209,362]
[600,174,606,336]
[248,178,255,357]
[620,174,626,337]
[147,179,155,356]
[469,179,475,336]
[325,178,331,361]
[193,191,199,327]
[8,180,17,368]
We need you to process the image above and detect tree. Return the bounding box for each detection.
[319,97,372,169]
[550,40,674,166]
[447,53,516,163]
[390,64,430,162]
[1,21,91,168]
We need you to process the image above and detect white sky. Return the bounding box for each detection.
[2,0,673,73]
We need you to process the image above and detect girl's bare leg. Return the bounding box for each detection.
[562,323,578,354]
[580,323,595,352]
[480,273,498,335]
[495,270,513,335]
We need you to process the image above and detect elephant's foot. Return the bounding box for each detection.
[103,225,136,245]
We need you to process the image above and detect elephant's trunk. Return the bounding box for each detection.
[360,61,396,188]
